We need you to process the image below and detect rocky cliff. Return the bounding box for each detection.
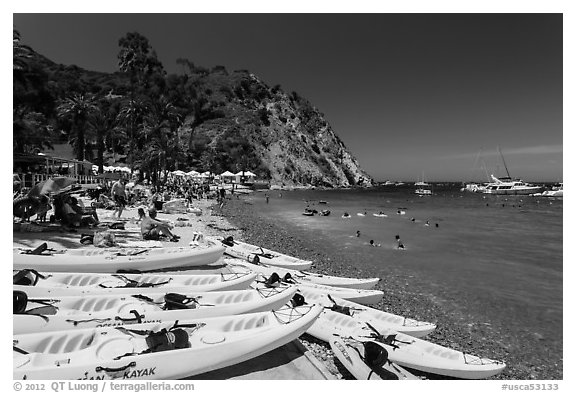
[16,48,374,188]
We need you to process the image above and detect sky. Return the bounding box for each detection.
[12,12,564,182]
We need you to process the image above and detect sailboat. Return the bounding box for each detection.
[482,147,543,195]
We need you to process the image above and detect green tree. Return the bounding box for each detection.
[117,32,165,170]
[117,97,148,172]
[56,93,98,161]
[13,30,33,76]
[88,99,120,173]
[141,96,182,183]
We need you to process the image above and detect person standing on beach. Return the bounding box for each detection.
[265,193,269,204]
[111,178,127,218]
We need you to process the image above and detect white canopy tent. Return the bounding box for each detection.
[221,171,236,183]
[235,171,256,183]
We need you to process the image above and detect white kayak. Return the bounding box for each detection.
[209,236,313,271]
[13,285,298,334]
[329,336,420,380]
[372,213,388,218]
[13,268,256,297]
[253,277,383,306]
[320,319,505,379]
[226,258,381,290]
[301,291,435,338]
[13,304,323,380]
[13,240,225,273]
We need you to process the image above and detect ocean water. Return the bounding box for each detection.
[244,185,563,343]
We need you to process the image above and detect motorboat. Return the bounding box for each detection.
[414,181,432,195]
[483,175,543,195]
[531,183,563,197]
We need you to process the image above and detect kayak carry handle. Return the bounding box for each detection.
[95,361,136,373]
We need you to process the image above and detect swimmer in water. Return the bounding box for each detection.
[356,230,361,237]
[425,220,430,226]
[369,240,381,247]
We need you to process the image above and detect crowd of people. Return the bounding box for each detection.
[14,175,225,240]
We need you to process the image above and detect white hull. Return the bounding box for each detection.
[14,305,323,380]
[208,237,313,271]
[13,241,225,273]
[329,336,420,380]
[308,312,504,379]
[301,293,435,339]
[483,175,543,196]
[483,187,542,195]
[14,286,297,334]
[227,259,381,290]
[13,269,256,297]
[281,282,383,306]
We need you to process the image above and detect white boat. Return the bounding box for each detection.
[13,240,225,273]
[13,304,323,380]
[226,258,381,290]
[483,175,543,195]
[310,315,505,379]
[482,147,543,195]
[208,236,313,271]
[531,183,563,197]
[461,183,486,193]
[13,285,298,334]
[356,324,506,379]
[301,292,435,339]
[287,281,383,305]
[13,268,256,297]
[415,176,433,195]
[329,336,420,380]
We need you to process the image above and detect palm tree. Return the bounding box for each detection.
[88,104,119,173]
[117,97,148,171]
[13,30,33,74]
[56,93,98,161]
[141,96,182,184]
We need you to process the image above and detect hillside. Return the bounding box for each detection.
[14,43,374,188]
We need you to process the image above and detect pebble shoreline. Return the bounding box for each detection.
[216,195,561,380]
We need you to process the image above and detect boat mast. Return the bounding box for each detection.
[498,146,511,178]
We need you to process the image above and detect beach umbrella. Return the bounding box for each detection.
[186,170,199,176]
[221,171,235,177]
[172,170,186,176]
[28,177,77,197]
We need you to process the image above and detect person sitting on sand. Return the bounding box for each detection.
[136,208,146,223]
[63,196,99,228]
[140,208,180,242]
